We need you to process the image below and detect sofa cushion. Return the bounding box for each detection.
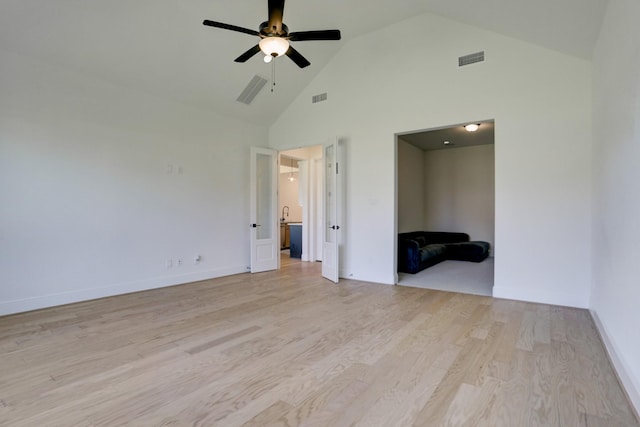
[398,231,469,246]
[445,241,490,262]
[419,244,446,263]
[422,232,470,244]
[414,236,427,247]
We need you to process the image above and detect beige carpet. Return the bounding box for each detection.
[398,257,494,296]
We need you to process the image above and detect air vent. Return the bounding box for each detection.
[236,75,268,105]
[458,51,485,67]
[312,93,327,104]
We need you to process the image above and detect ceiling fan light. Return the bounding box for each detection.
[263,54,273,63]
[259,37,289,57]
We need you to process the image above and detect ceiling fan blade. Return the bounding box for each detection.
[285,46,311,68]
[289,30,341,42]
[203,20,259,37]
[235,45,262,63]
[267,0,285,34]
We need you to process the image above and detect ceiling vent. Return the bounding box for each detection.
[236,75,268,105]
[312,93,328,104]
[458,51,485,67]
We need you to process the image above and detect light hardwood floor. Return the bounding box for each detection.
[1,258,638,426]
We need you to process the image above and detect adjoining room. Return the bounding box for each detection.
[278,146,324,265]
[396,121,495,296]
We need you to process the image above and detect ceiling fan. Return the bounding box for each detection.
[203,0,341,68]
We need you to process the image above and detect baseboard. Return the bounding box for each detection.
[492,285,589,308]
[590,310,640,420]
[340,269,395,286]
[0,265,248,316]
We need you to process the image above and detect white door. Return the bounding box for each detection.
[322,139,340,282]
[312,156,323,262]
[250,147,278,273]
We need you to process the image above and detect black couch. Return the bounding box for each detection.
[398,231,490,274]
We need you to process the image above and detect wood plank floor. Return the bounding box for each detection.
[1,258,638,426]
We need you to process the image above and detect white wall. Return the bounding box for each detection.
[269,12,592,307]
[397,140,425,233]
[0,48,266,315]
[278,169,302,223]
[423,144,495,253]
[591,0,640,411]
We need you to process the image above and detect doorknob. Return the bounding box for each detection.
[330,225,340,230]
[251,224,261,228]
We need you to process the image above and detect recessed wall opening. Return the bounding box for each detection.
[395,120,495,296]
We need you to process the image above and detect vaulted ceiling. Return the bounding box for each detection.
[1,0,609,126]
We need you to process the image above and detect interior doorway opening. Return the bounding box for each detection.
[278,145,324,267]
[395,120,495,296]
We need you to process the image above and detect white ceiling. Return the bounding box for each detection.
[0,0,609,126]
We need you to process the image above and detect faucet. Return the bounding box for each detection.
[281,206,289,222]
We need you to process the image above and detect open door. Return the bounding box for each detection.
[322,139,340,283]
[250,147,278,273]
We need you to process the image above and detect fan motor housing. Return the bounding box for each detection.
[260,21,288,37]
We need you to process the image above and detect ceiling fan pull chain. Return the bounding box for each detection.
[271,58,276,92]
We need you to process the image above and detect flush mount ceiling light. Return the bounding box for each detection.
[464,123,480,132]
[259,37,290,63]
[443,140,451,145]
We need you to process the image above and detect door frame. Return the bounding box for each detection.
[272,138,340,281]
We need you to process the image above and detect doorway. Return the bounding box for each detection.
[395,120,495,296]
[278,145,324,266]
[249,140,342,283]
